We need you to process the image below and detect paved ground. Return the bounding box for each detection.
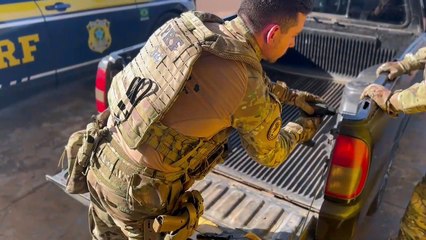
[1,1,425,240]
[0,79,94,240]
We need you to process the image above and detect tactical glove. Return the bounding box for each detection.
[283,116,322,144]
[376,51,426,80]
[271,81,324,115]
[360,83,400,117]
[376,61,408,80]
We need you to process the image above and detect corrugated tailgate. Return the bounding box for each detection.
[192,172,314,239]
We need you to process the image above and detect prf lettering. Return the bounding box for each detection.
[161,25,183,51]
[0,34,39,70]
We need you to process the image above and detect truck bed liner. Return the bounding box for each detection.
[192,173,312,239]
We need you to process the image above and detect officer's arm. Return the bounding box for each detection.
[400,47,426,72]
[391,79,426,114]
[231,74,307,168]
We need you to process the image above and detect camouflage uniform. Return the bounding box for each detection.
[393,49,426,240]
[86,12,320,239]
[399,175,426,240]
[363,47,426,240]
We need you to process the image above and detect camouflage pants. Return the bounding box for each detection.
[398,174,426,240]
[86,166,184,240]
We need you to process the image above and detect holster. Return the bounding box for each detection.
[62,109,110,194]
[152,190,204,240]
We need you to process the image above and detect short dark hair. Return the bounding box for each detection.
[238,0,313,33]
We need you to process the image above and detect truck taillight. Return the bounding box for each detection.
[95,68,107,113]
[325,135,370,201]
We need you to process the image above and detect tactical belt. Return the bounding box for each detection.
[90,137,185,197]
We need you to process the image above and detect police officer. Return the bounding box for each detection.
[361,48,426,239]
[85,0,323,239]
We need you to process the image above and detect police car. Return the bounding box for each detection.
[0,0,195,108]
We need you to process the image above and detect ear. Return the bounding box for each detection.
[266,24,280,44]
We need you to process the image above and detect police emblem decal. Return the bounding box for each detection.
[87,19,112,53]
[267,117,282,140]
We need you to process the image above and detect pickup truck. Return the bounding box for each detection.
[47,0,426,239]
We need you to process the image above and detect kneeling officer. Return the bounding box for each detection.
[67,0,324,239]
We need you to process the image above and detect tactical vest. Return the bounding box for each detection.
[107,11,262,176]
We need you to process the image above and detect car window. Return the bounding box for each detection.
[313,0,407,25]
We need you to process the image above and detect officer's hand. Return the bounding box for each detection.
[292,116,322,143]
[360,84,390,110]
[294,91,325,115]
[360,84,399,117]
[376,61,406,80]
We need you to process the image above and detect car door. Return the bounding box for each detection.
[35,0,141,84]
[0,0,54,106]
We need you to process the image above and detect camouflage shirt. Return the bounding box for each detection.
[396,47,426,114]
[111,16,310,171]
[226,17,306,168]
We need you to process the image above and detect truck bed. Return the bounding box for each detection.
[190,71,344,238]
[47,70,345,239]
[215,70,344,211]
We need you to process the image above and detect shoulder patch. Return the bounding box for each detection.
[267,117,282,141]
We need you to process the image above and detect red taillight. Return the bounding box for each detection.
[95,68,107,113]
[325,135,370,201]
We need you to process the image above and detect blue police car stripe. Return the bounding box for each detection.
[57,58,101,73]
[30,70,56,81]
[0,0,170,28]
[0,18,44,30]
[113,42,146,55]
[46,0,185,22]
[25,41,146,83]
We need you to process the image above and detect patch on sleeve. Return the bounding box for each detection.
[267,117,282,140]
